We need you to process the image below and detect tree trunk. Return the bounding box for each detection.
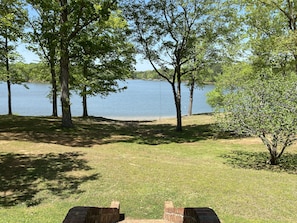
[50,57,58,117]
[5,35,12,115]
[60,0,73,127]
[82,85,88,117]
[259,134,280,165]
[60,54,72,127]
[269,147,279,165]
[6,79,12,115]
[176,98,182,132]
[188,77,195,116]
[174,71,182,132]
[82,63,88,117]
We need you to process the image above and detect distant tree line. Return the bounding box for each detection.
[0,62,50,83]
[131,70,162,80]
[132,64,221,83]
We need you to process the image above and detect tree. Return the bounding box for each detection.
[124,0,235,131]
[0,0,26,115]
[26,1,60,116]
[60,0,118,127]
[212,67,297,165]
[182,1,241,117]
[27,0,117,127]
[70,10,135,117]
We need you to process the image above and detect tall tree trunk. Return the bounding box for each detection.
[60,53,72,127]
[6,79,12,115]
[50,57,58,117]
[175,94,182,132]
[5,35,12,115]
[174,70,182,132]
[60,0,73,127]
[82,85,88,117]
[188,77,195,116]
[172,86,182,131]
[82,63,88,117]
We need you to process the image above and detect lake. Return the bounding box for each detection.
[0,80,214,120]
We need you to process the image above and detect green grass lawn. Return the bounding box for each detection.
[0,115,296,223]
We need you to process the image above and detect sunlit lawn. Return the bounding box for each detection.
[0,114,296,223]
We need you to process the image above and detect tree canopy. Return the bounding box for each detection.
[70,10,135,116]
[23,0,134,126]
[123,0,236,131]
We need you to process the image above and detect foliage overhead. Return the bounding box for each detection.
[0,0,27,78]
[70,10,135,98]
[122,0,237,131]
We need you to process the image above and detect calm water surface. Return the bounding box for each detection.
[0,80,214,120]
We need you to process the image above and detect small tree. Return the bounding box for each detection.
[70,11,135,117]
[215,72,297,165]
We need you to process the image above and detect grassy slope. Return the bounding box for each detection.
[0,115,296,223]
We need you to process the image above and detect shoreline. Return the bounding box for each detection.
[0,112,214,122]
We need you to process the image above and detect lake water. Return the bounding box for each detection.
[0,80,214,120]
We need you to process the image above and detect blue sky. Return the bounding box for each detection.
[17,44,40,63]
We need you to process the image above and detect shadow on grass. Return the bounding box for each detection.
[0,115,217,147]
[0,152,99,207]
[222,150,297,174]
